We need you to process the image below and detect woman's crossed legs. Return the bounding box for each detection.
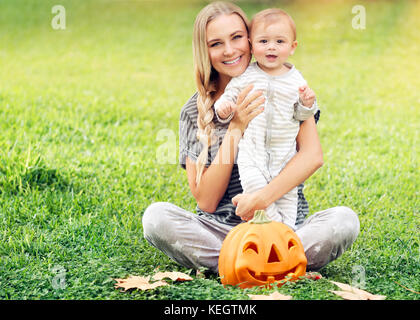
[142,202,359,273]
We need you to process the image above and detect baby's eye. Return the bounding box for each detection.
[259,39,267,44]
[277,40,284,43]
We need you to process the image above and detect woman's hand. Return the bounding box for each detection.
[229,84,265,135]
[232,191,267,222]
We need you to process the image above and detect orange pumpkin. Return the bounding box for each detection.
[218,210,307,289]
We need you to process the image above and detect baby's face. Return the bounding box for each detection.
[250,20,297,75]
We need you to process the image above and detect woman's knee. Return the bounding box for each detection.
[299,206,360,271]
[334,206,360,242]
[142,202,171,240]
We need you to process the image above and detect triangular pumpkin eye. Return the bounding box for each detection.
[267,244,282,263]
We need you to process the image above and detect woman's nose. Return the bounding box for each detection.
[224,42,234,56]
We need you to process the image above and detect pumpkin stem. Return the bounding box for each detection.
[249,210,272,224]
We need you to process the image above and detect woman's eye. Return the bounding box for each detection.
[233,35,242,40]
[210,42,221,47]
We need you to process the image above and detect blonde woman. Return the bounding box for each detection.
[142,1,359,273]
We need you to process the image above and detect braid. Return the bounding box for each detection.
[195,89,216,185]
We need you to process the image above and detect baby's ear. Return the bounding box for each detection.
[290,40,298,55]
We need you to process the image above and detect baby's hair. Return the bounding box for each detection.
[250,8,296,41]
[192,1,249,185]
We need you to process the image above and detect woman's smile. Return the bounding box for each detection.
[223,55,242,65]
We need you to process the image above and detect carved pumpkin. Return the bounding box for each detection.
[218,210,307,289]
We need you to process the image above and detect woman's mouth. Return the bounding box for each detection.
[223,56,241,65]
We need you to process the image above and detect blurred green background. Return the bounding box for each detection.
[0,0,418,299]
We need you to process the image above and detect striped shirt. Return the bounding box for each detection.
[216,62,318,178]
[179,91,320,227]
[214,62,319,227]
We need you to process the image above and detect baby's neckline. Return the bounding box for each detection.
[254,61,295,78]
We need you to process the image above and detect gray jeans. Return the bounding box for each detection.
[142,202,360,273]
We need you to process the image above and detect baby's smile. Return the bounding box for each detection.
[265,54,278,62]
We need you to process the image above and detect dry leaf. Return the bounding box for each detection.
[329,281,386,300]
[152,271,193,282]
[248,291,292,300]
[114,275,168,291]
[330,290,367,300]
[114,270,193,292]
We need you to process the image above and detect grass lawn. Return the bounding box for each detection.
[0,0,418,300]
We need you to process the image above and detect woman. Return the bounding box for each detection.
[142,1,359,273]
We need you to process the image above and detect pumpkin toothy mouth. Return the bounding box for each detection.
[247,266,299,283]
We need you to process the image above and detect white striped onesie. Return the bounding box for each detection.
[214,62,318,229]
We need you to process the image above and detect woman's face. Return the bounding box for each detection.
[206,13,250,83]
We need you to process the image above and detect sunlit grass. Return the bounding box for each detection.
[0,0,418,299]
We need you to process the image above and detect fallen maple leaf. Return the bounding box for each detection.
[114,275,168,291]
[329,281,386,300]
[152,271,193,282]
[248,291,292,300]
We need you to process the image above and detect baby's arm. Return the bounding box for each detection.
[294,84,319,121]
[214,76,245,124]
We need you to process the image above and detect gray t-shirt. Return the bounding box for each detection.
[179,92,320,227]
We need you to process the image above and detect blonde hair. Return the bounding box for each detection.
[250,8,296,41]
[192,1,249,185]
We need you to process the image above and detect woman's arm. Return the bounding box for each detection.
[232,116,323,220]
[185,127,242,213]
[186,86,265,213]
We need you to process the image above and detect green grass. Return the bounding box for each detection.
[0,0,419,300]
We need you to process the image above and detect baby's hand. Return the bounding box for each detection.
[299,85,316,108]
[217,101,235,119]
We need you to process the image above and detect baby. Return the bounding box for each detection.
[214,8,319,229]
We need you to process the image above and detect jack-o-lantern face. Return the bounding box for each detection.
[218,210,307,289]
